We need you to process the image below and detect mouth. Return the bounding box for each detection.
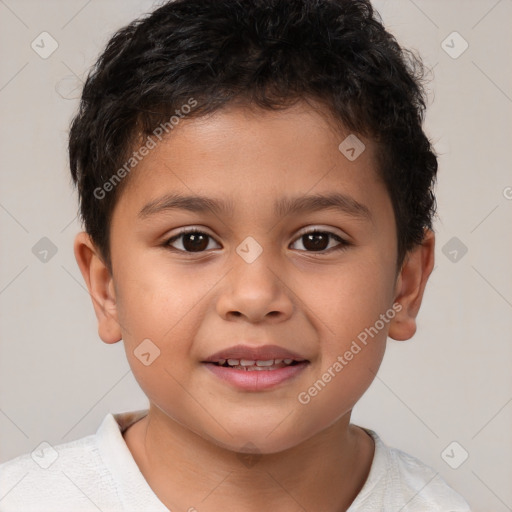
[202,344,310,391]
[209,358,304,371]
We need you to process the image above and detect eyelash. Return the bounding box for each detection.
[164,227,351,255]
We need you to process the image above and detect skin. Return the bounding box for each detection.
[74,100,435,512]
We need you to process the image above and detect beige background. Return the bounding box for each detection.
[0,1,511,510]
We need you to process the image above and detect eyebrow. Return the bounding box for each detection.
[138,192,372,221]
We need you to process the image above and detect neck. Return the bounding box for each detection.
[123,405,374,512]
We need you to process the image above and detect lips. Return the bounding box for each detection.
[202,344,310,390]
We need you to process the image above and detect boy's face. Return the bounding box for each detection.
[77,101,432,453]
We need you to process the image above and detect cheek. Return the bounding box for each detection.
[114,253,206,340]
[298,251,396,340]
[119,307,205,424]
[112,265,196,400]
[286,290,388,447]
[295,343,385,437]
[294,252,393,401]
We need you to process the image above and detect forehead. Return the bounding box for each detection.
[113,101,389,225]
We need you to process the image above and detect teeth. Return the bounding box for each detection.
[256,360,274,366]
[218,358,297,368]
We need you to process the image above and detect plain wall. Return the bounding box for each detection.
[0,1,511,510]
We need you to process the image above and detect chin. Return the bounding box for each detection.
[198,418,318,456]
[221,432,304,456]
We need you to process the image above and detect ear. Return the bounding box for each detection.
[388,229,435,341]
[73,231,122,344]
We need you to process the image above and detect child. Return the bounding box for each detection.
[0,0,472,510]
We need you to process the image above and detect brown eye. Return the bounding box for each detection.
[290,230,349,253]
[166,229,220,253]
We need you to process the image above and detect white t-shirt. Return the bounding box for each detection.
[0,410,471,511]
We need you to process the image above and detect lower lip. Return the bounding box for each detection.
[203,362,309,391]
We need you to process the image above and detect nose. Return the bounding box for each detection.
[216,249,294,324]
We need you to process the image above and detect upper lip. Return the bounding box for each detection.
[202,344,308,363]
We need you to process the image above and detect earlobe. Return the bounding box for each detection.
[388,229,435,341]
[73,231,122,344]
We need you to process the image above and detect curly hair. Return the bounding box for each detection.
[69,0,437,272]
